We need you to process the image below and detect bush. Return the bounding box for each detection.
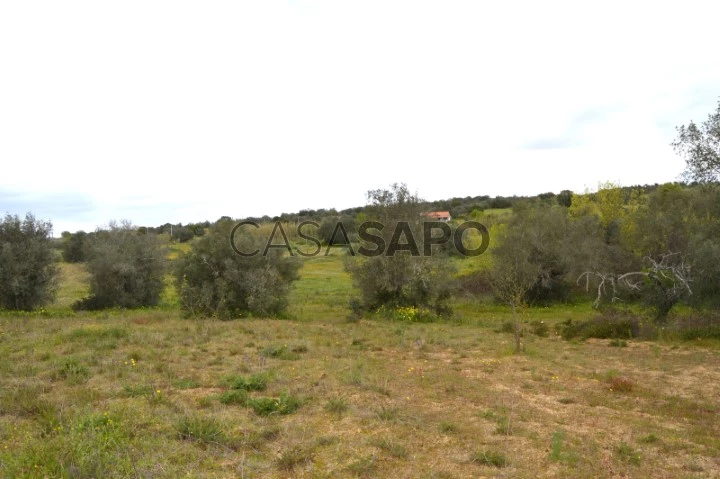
[73,222,166,310]
[607,375,634,393]
[559,310,641,340]
[347,254,456,317]
[667,314,720,341]
[317,216,357,245]
[457,270,494,297]
[175,220,300,319]
[530,320,549,337]
[0,213,58,311]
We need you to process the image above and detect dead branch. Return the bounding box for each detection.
[577,252,692,308]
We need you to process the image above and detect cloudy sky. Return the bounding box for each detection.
[1,1,718,234]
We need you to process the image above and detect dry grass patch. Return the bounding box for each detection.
[1,256,719,477]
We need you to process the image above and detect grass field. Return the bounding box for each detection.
[1,254,719,478]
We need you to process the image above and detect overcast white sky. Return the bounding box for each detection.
[1,1,719,234]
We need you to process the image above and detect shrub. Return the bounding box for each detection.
[317,216,357,245]
[530,320,549,337]
[347,254,456,317]
[0,213,58,311]
[457,270,494,297]
[559,310,641,340]
[608,375,634,393]
[667,314,720,341]
[73,222,166,310]
[495,320,516,334]
[175,220,300,318]
[224,373,268,391]
[260,345,302,360]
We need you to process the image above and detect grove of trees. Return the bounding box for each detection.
[1,101,718,345]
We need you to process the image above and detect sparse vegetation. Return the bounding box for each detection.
[218,389,248,405]
[276,445,314,470]
[223,372,268,391]
[260,344,303,360]
[247,392,301,416]
[470,450,508,468]
[369,437,409,458]
[550,430,565,461]
[559,310,641,340]
[615,441,641,465]
[176,414,226,445]
[325,397,349,415]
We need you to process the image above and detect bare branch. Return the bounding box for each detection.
[578,252,692,310]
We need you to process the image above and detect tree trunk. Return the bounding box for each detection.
[654,298,675,325]
[512,302,521,353]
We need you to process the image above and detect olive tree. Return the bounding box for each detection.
[0,213,58,310]
[489,218,541,352]
[578,185,720,321]
[578,253,692,323]
[73,221,166,310]
[61,230,88,263]
[175,219,300,318]
[346,183,456,318]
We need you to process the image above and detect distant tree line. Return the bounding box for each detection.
[142,221,211,243]
[2,181,719,329]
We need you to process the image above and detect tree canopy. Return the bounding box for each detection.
[673,99,720,182]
